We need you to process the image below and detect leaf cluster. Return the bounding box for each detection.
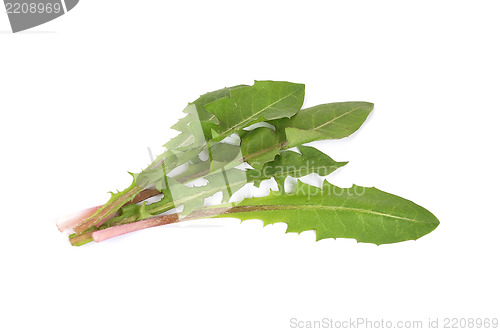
[70,81,438,246]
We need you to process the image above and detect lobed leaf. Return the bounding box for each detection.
[209,180,439,245]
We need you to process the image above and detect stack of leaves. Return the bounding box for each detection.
[57,81,439,246]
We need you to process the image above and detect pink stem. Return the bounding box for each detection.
[56,205,118,232]
[57,189,162,232]
[56,206,103,232]
[92,214,179,242]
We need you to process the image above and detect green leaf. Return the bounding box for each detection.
[246,145,347,191]
[205,81,305,140]
[240,127,282,169]
[166,85,247,150]
[210,142,242,163]
[272,102,374,148]
[208,180,439,245]
[188,85,247,123]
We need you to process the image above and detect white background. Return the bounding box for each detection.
[1,1,499,331]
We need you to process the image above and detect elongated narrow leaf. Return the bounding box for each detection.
[206,81,305,140]
[208,180,439,245]
[271,102,374,148]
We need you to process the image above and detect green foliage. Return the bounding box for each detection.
[70,81,438,246]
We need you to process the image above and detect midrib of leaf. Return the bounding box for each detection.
[178,135,196,148]
[242,140,286,161]
[312,105,364,130]
[217,91,297,138]
[213,204,430,224]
